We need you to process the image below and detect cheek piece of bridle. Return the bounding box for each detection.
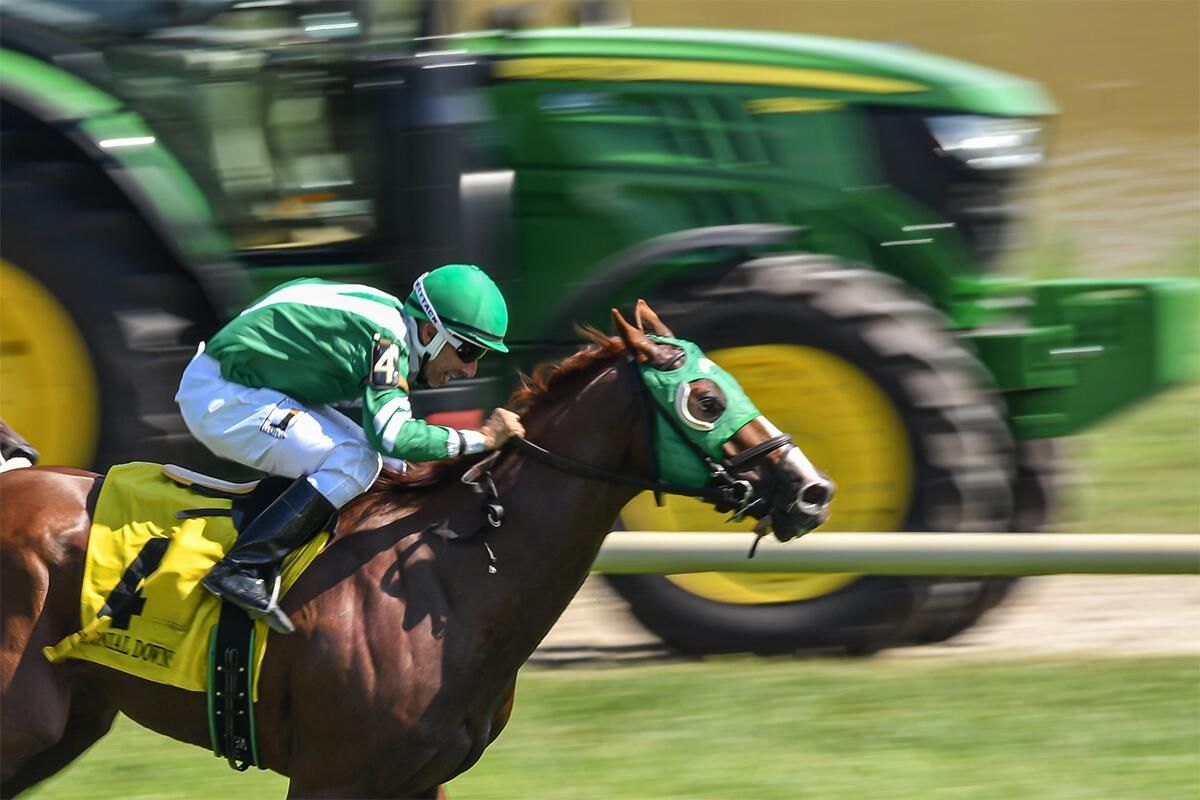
[464,358,793,571]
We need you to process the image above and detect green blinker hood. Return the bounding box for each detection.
[639,336,762,487]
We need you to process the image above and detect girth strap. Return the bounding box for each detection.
[206,605,263,772]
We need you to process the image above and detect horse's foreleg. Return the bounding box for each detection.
[0,550,68,789]
[0,563,116,798]
[1,470,99,797]
[0,683,116,798]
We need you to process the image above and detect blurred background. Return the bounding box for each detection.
[3,1,1197,798]
[455,0,1200,538]
[482,0,1200,274]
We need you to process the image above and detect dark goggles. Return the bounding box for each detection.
[413,273,495,365]
[442,326,489,363]
[452,338,487,364]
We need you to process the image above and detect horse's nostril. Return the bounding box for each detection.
[801,483,830,507]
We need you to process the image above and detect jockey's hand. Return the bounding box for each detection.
[481,408,525,450]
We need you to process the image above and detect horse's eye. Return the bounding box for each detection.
[677,378,725,430]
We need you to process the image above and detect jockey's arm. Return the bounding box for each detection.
[362,385,488,461]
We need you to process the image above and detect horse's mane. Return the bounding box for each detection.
[344,327,626,518]
[508,327,625,416]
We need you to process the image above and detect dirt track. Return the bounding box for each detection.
[534,575,1200,663]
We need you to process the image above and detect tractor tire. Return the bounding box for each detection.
[899,437,1062,645]
[0,142,218,470]
[1011,438,1062,535]
[606,253,1017,655]
[900,438,1063,643]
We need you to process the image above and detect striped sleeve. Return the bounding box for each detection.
[362,386,456,462]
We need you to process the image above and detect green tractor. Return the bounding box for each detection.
[2,0,1195,654]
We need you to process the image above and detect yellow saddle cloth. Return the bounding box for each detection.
[44,462,329,700]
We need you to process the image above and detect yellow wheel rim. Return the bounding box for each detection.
[620,344,913,603]
[0,260,99,467]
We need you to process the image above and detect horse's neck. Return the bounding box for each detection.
[458,363,643,657]
[519,363,643,546]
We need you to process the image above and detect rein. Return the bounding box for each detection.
[512,437,749,502]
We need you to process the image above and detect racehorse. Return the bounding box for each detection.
[0,302,833,798]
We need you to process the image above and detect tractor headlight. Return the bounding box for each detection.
[926,115,1045,170]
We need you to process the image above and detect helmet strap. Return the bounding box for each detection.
[415,352,431,387]
[417,332,450,386]
[404,314,441,387]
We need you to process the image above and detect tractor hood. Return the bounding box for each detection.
[462,26,1056,117]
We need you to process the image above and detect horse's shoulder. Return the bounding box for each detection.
[0,468,94,568]
[0,468,96,520]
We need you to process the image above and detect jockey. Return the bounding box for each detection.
[175,264,524,634]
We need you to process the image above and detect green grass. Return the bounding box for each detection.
[26,657,1200,800]
[1062,382,1200,534]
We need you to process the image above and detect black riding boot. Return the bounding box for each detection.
[201,477,334,634]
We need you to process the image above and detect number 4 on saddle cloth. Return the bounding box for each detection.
[42,462,330,767]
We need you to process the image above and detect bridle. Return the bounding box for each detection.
[511,357,792,519]
[458,357,793,572]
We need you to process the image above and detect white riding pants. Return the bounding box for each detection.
[175,347,387,509]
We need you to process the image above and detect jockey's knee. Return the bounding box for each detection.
[308,449,382,508]
[381,456,408,474]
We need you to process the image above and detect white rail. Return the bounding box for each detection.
[593,533,1200,575]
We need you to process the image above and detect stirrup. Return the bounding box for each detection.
[204,572,295,634]
[240,574,294,635]
[257,575,295,635]
[260,606,295,635]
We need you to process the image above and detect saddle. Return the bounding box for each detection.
[43,462,331,771]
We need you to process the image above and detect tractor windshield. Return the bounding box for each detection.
[3,0,428,250]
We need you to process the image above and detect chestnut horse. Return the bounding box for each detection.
[0,303,833,798]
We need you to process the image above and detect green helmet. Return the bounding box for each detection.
[405,264,509,355]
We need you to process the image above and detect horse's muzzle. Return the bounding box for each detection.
[770,447,835,542]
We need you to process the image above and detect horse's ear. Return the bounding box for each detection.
[634,299,674,338]
[612,307,656,363]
